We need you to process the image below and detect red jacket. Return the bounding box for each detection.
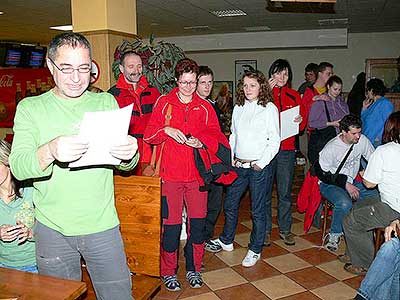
[273,86,305,150]
[297,171,321,233]
[144,87,224,183]
[108,74,160,163]
[300,86,321,132]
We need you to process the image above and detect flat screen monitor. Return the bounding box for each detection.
[5,49,22,66]
[28,50,45,67]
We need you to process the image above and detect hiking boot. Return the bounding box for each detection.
[186,271,203,288]
[242,249,261,267]
[161,275,181,291]
[205,240,223,253]
[324,233,341,252]
[209,238,234,252]
[264,233,271,247]
[279,232,296,246]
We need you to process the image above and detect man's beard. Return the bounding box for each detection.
[127,72,141,83]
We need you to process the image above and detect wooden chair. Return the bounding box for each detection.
[81,175,162,300]
[321,197,333,240]
[374,227,386,256]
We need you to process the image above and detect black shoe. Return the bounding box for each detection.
[186,271,203,288]
[161,275,181,291]
[264,233,271,247]
[279,232,295,246]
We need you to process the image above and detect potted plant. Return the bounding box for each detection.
[112,34,186,94]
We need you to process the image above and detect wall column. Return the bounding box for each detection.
[71,0,138,90]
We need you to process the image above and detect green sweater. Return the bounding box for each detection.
[0,187,36,267]
[10,90,138,236]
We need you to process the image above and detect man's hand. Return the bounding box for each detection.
[48,135,89,163]
[345,182,360,200]
[327,120,340,127]
[293,115,303,123]
[0,224,23,242]
[164,127,187,144]
[363,98,373,110]
[385,219,400,242]
[110,136,138,161]
[185,137,203,148]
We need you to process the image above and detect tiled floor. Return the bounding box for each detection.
[152,164,364,300]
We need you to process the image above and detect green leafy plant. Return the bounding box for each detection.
[112,34,186,94]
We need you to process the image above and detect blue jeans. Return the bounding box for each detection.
[0,263,38,273]
[34,221,132,300]
[220,165,273,254]
[357,238,400,300]
[265,150,295,234]
[319,181,378,234]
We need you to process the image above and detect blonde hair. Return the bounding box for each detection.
[0,139,11,167]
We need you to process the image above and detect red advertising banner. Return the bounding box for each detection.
[0,68,53,127]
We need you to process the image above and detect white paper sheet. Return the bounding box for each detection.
[69,104,133,168]
[280,105,300,141]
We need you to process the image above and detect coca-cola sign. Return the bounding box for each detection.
[0,75,14,88]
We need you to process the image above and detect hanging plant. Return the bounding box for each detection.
[112,34,186,94]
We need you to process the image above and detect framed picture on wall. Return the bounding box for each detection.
[235,60,257,91]
[211,81,234,134]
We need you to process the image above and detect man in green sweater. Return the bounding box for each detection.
[9,32,138,300]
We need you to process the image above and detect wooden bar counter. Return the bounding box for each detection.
[0,267,86,300]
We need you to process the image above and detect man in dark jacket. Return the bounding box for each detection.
[108,51,160,174]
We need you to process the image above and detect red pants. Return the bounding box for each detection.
[160,181,207,276]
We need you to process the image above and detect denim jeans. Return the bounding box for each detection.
[220,164,273,254]
[265,150,295,234]
[0,263,38,273]
[34,221,132,300]
[357,238,400,300]
[319,180,379,234]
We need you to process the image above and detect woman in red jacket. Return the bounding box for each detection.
[265,59,305,246]
[144,58,223,292]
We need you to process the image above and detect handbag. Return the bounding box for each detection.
[142,104,172,177]
[308,101,337,165]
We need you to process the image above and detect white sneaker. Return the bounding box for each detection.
[210,238,234,252]
[242,249,261,267]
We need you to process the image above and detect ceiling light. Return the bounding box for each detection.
[210,9,247,17]
[244,26,271,31]
[0,11,4,15]
[184,25,210,30]
[49,25,73,31]
[318,18,348,26]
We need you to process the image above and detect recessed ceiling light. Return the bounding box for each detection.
[184,25,210,30]
[244,26,271,31]
[318,18,348,26]
[210,9,247,17]
[0,11,4,15]
[49,25,73,31]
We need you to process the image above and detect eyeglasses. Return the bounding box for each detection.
[198,81,213,86]
[48,57,91,74]
[178,81,197,87]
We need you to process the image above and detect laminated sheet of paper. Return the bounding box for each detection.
[280,105,299,141]
[69,104,133,168]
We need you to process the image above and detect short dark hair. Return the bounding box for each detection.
[382,111,400,144]
[48,32,92,60]
[198,65,213,79]
[174,58,199,79]
[119,51,141,65]
[268,59,293,82]
[326,75,343,88]
[318,62,334,73]
[305,63,318,74]
[366,78,386,96]
[339,114,362,132]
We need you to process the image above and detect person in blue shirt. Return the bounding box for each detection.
[361,78,394,148]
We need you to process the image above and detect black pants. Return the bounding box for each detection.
[205,183,224,240]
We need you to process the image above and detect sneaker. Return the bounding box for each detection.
[209,238,234,252]
[337,254,351,264]
[242,249,261,267]
[324,233,341,252]
[161,275,181,291]
[263,233,271,247]
[186,271,203,288]
[279,232,295,246]
[205,240,223,253]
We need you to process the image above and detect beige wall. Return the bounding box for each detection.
[188,31,400,93]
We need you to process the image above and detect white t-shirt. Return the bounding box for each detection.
[229,101,280,169]
[319,134,374,183]
[363,142,400,212]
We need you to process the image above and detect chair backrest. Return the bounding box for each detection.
[114,175,161,277]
